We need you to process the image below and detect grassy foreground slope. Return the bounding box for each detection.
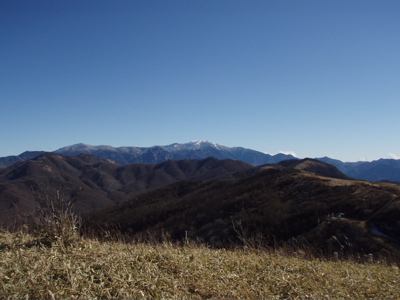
[1,231,399,299]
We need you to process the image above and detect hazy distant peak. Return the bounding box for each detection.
[56,143,95,151]
[56,143,116,152]
[60,143,90,150]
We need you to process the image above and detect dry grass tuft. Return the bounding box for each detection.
[1,231,399,299]
[31,186,82,248]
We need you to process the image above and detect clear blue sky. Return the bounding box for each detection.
[1,0,399,162]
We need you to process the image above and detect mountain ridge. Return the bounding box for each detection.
[0,141,295,168]
[85,160,400,258]
[0,153,253,224]
[1,141,400,181]
[54,140,295,166]
[2,152,400,258]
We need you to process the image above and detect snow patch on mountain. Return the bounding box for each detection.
[162,140,226,151]
[279,151,298,158]
[389,153,400,160]
[189,140,223,150]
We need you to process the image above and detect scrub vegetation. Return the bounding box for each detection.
[1,227,399,299]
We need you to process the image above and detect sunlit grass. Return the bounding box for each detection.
[1,231,399,299]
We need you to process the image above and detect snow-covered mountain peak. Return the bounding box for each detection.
[162,140,224,151]
[189,140,222,149]
[191,140,209,144]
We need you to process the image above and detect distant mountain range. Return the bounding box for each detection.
[317,156,400,182]
[53,140,295,166]
[0,140,399,182]
[0,140,294,168]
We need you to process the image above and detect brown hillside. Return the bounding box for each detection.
[275,158,352,180]
[0,154,252,225]
[85,167,400,259]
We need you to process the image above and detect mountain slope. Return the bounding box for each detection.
[0,153,253,224]
[275,158,352,180]
[86,164,400,258]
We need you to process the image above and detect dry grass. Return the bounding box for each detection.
[1,231,399,299]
